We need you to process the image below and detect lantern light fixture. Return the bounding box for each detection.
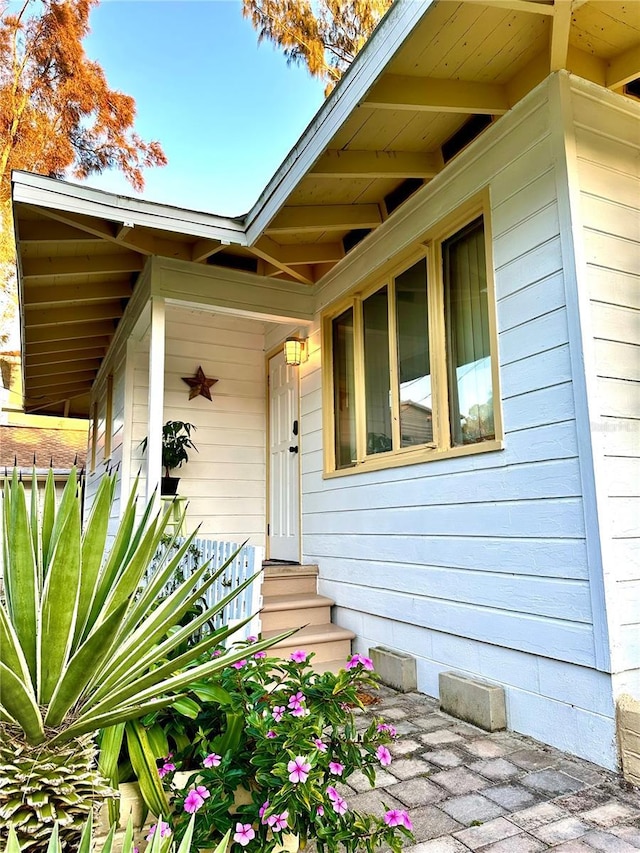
[284,337,308,366]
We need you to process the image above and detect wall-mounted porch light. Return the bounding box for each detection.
[284,337,308,366]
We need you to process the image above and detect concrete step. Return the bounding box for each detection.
[262,623,355,664]
[261,593,334,632]
[262,564,319,597]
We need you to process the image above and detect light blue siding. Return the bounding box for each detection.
[299,76,628,767]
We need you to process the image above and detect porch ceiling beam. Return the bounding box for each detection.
[28,370,97,392]
[606,44,640,89]
[265,241,345,266]
[251,236,315,284]
[115,221,134,241]
[25,320,116,344]
[26,204,118,241]
[22,252,143,280]
[470,0,554,14]
[26,392,88,414]
[28,204,193,262]
[550,0,573,72]
[25,337,111,357]
[266,204,382,234]
[25,380,93,404]
[26,358,102,378]
[310,149,442,179]
[25,301,124,328]
[364,76,510,114]
[17,220,105,243]
[191,239,224,263]
[24,280,133,307]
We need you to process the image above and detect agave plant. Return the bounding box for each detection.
[1,813,230,853]
[0,468,289,850]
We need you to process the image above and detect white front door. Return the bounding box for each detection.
[268,349,300,562]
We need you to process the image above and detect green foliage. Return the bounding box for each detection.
[142,647,414,852]
[141,421,198,477]
[0,467,292,849]
[0,813,229,853]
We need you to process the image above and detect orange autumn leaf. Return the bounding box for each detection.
[0,0,167,204]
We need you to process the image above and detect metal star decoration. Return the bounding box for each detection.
[181,366,218,401]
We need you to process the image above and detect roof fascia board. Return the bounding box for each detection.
[244,0,434,245]
[11,170,247,245]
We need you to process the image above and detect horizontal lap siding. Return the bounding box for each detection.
[302,80,599,669]
[133,306,267,545]
[573,82,640,678]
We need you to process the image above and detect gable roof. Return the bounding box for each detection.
[11,0,640,417]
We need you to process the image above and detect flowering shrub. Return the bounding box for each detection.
[162,645,414,852]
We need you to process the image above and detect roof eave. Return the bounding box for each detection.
[243,0,434,245]
[11,170,248,245]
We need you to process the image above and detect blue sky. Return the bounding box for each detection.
[83,1,326,216]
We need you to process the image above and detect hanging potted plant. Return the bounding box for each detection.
[141,420,198,496]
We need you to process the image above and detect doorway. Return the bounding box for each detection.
[268,349,301,562]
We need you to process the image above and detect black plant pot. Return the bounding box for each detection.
[161,476,180,496]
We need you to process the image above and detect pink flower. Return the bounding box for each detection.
[246,636,258,643]
[146,822,171,841]
[254,651,267,659]
[346,653,374,671]
[376,745,392,766]
[272,705,285,722]
[233,823,255,847]
[326,786,340,802]
[314,738,327,752]
[267,811,289,831]
[232,659,247,669]
[157,757,175,778]
[316,805,324,817]
[384,809,413,830]
[331,795,348,815]
[288,691,305,709]
[259,800,270,823]
[195,785,210,800]
[287,755,311,783]
[290,704,307,717]
[290,650,308,663]
[266,730,277,738]
[211,648,222,657]
[329,761,344,776]
[184,790,205,813]
[377,723,397,737]
[203,753,221,768]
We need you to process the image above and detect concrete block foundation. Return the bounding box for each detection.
[370,646,417,693]
[439,671,507,732]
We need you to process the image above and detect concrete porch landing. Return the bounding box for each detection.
[332,685,640,852]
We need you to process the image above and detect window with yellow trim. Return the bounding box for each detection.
[325,214,499,473]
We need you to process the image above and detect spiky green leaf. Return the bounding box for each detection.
[5,476,38,681]
[125,720,170,818]
[38,501,81,704]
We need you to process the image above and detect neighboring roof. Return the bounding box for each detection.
[0,423,88,471]
[11,0,640,417]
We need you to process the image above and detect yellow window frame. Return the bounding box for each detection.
[322,196,503,478]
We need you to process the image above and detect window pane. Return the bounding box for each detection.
[396,258,433,447]
[443,218,495,446]
[332,308,357,468]
[363,286,392,455]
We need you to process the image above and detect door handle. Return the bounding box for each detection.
[289,446,299,453]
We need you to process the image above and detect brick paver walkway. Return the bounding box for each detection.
[347,685,640,851]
